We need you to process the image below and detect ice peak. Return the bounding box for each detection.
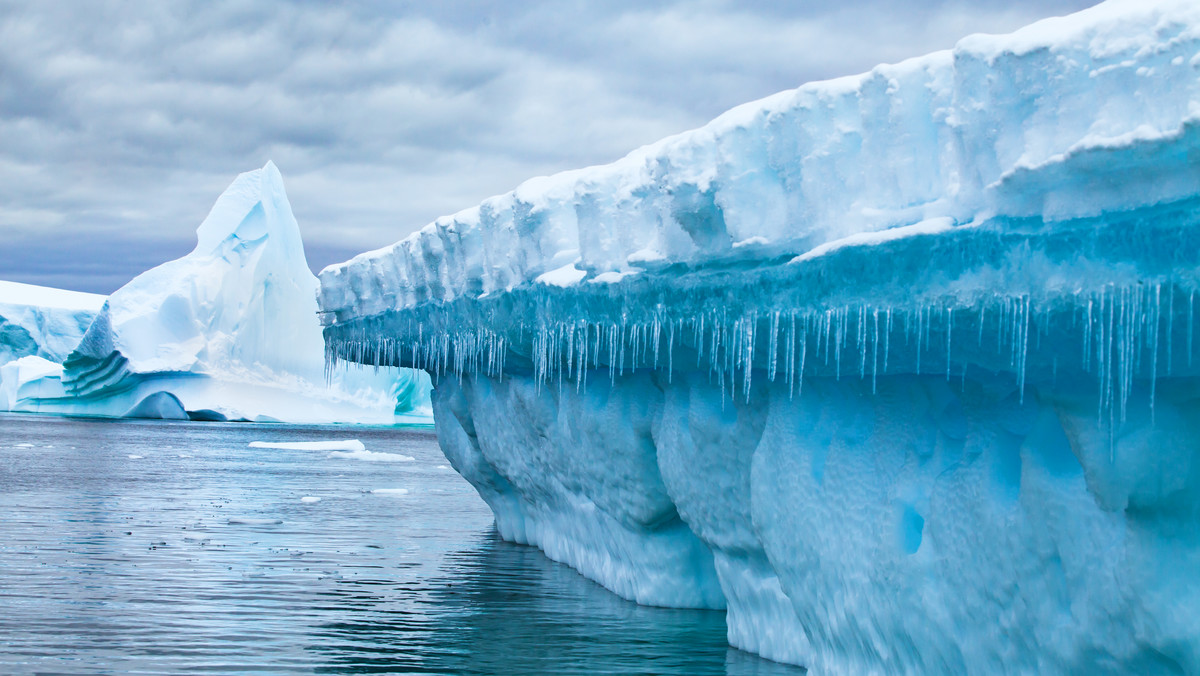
[193,161,306,266]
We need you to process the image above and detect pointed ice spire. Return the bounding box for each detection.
[66,161,325,394]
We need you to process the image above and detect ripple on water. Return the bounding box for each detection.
[0,414,804,675]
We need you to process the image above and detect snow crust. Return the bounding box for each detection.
[318,0,1200,673]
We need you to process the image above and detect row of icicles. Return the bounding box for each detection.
[327,283,1196,431]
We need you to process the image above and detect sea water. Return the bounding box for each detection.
[0,413,801,675]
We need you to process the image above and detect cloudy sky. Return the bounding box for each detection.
[1,0,1096,294]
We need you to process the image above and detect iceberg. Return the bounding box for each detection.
[6,162,431,423]
[317,0,1200,672]
[0,281,105,413]
[0,280,104,365]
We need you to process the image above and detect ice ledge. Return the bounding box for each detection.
[318,0,1200,323]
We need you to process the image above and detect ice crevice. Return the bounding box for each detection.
[319,1,1200,673]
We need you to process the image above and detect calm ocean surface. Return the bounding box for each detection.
[0,413,803,675]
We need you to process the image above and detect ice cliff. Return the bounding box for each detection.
[0,281,104,365]
[0,281,105,412]
[319,0,1200,673]
[3,162,430,423]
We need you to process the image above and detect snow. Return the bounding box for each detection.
[249,440,366,452]
[1,162,432,423]
[317,0,1200,673]
[0,281,105,312]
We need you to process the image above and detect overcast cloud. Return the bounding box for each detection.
[1,0,1096,293]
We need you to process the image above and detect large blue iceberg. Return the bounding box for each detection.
[318,1,1200,672]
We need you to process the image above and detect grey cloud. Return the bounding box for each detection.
[0,0,1098,293]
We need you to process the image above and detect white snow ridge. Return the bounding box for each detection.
[318,1,1200,674]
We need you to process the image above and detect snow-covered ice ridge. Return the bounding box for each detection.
[320,1,1200,673]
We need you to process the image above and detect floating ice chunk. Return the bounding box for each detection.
[249,440,366,452]
[370,488,409,495]
[127,454,144,459]
[300,496,321,503]
[328,450,414,462]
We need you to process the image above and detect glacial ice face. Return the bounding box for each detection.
[319,0,1200,673]
[0,281,105,414]
[0,281,104,365]
[28,162,431,423]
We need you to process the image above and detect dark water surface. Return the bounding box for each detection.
[0,414,802,675]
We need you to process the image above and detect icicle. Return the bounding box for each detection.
[1190,290,1195,368]
[743,313,756,402]
[1017,296,1029,405]
[858,305,867,380]
[618,321,628,377]
[834,308,844,381]
[797,328,807,399]
[786,313,796,397]
[1167,284,1175,376]
[652,314,662,370]
[768,311,780,383]
[871,309,880,395]
[667,320,675,382]
[945,307,953,382]
[1151,284,1160,421]
[883,307,892,374]
[1083,297,1093,372]
[915,306,924,374]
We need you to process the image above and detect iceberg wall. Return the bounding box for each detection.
[0,281,104,365]
[319,0,1200,672]
[0,281,105,414]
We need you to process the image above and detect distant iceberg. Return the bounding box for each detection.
[319,0,1200,673]
[0,281,105,413]
[0,280,104,365]
[3,162,431,423]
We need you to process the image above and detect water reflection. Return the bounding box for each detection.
[0,413,803,675]
[312,531,727,674]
